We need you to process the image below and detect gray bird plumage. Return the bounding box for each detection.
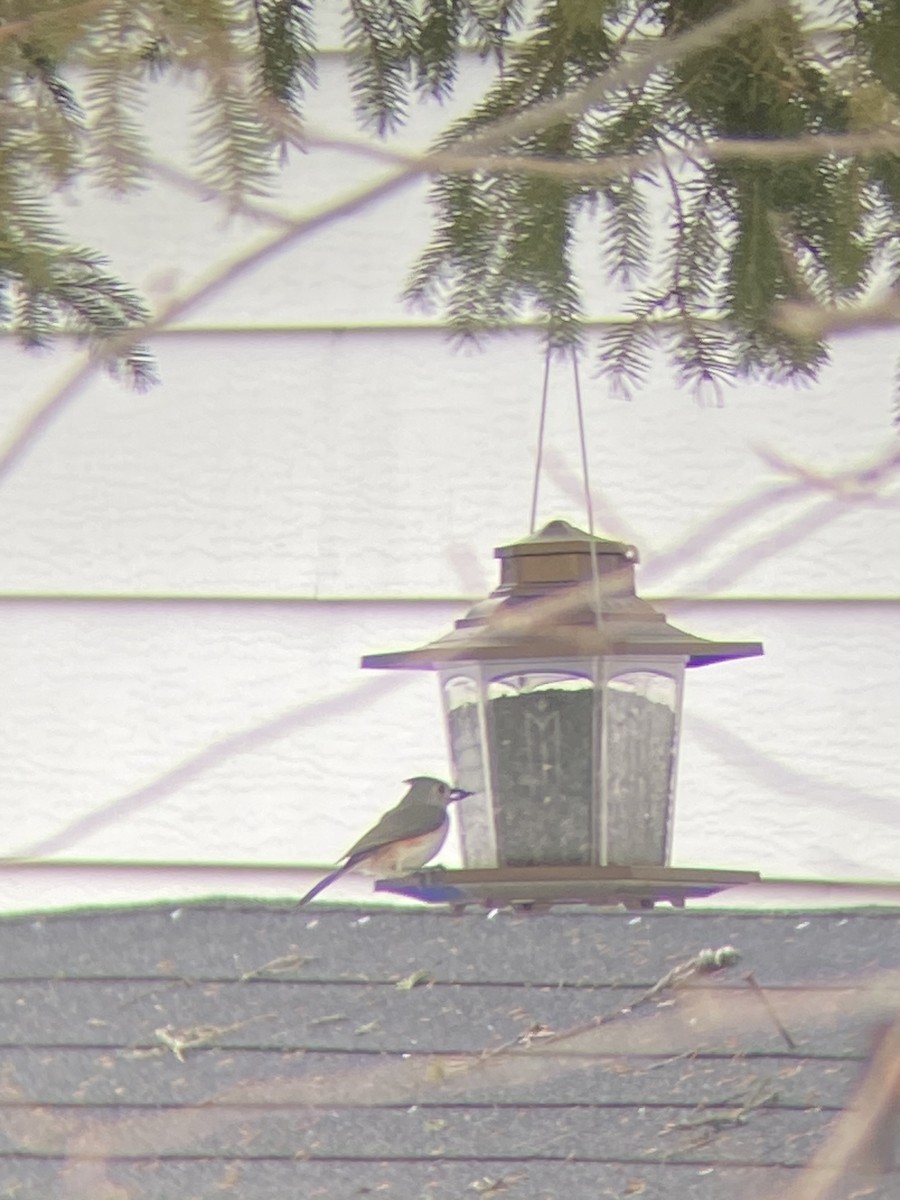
[343,776,458,864]
[296,776,471,907]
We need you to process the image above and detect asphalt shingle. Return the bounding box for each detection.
[0,903,897,1199]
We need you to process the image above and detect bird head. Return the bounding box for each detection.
[402,776,473,807]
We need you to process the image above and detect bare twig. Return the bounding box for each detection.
[155,1013,276,1062]
[490,945,742,1057]
[666,1076,778,1140]
[239,950,317,982]
[634,946,741,1008]
[300,120,900,193]
[0,0,107,44]
[146,158,295,229]
[778,292,900,340]
[745,970,798,1049]
[753,442,900,502]
[459,0,784,154]
[0,166,417,489]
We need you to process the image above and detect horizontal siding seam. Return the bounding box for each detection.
[0,594,898,605]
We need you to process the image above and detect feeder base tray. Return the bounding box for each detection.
[374,864,760,911]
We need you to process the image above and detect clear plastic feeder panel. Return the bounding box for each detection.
[602,666,685,865]
[443,659,686,871]
[442,673,495,867]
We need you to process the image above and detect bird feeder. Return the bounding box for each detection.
[362,520,762,910]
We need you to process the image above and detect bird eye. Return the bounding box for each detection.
[438,783,447,796]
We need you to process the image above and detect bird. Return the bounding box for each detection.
[295,776,472,907]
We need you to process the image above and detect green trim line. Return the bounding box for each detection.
[0,594,898,605]
[0,314,731,340]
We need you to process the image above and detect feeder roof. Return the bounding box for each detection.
[362,521,763,671]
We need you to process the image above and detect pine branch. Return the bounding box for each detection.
[194,66,277,204]
[343,0,420,134]
[80,2,150,193]
[458,0,785,155]
[18,43,82,120]
[416,0,463,99]
[2,0,900,395]
[411,0,622,342]
[253,0,317,114]
[596,293,667,398]
[0,168,419,490]
[599,175,650,286]
[432,0,616,149]
[664,313,735,400]
[459,0,523,66]
[0,76,81,190]
[1,215,156,388]
[44,248,157,388]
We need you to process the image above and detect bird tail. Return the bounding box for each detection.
[295,862,351,908]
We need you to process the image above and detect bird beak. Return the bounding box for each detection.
[448,788,473,803]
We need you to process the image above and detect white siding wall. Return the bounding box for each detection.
[1,43,899,912]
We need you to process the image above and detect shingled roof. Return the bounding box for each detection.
[1,903,899,1199]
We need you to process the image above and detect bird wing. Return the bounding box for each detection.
[343,802,447,866]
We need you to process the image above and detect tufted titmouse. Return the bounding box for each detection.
[296,775,472,907]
